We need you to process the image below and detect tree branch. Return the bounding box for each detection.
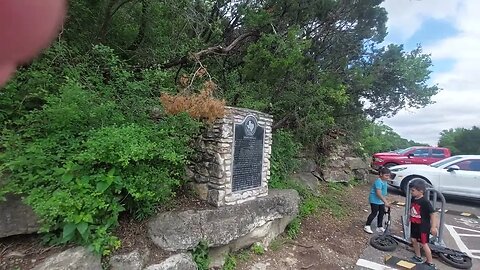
[160,31,259,69]
[272,113,293,131]
[127,0,150,51]
[98,0,136,40]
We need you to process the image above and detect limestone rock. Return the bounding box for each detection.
[345,157,369,170]
[318,143,371,183]
[208,216,293,268]
[322,170,350,183]
[189,182,209,201]
[144,253,196,270]
[295,158,317,173]
[148,189,299,252]
[290,172,320,195]
[352,168,369,182]
[31,247,101,270]
[0,194,40,238]
[109,249,149,270]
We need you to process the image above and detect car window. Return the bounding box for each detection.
[451,159,480,172]
[431,156,463,168]
[398,147,415,154]
[411,148,430,157]
[432,149,445,158]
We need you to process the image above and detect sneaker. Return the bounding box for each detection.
[411,256,423,264]
[424,262,438,269]
[376,227,385,233]
[364,225,373,234]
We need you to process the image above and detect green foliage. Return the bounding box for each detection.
[350,44,439,119]
[0,44,201,254]
[295,185,348,219]
[438,126,480,155]
[222,253,237,270]
[192,240,210,270]
[358,121,427,155]
[269,129,350,239]
[250,243,265,255]
[286,217,301,239]
[269,130,301,188]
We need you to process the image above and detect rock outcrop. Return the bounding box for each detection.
[144,253,196,270]
[31,247,101,270]
[148,189,299,252]
[110,249,150,270]
[320,145,370,183]
[0,194,40,238]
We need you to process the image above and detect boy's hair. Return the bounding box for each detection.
[378,166,391,176]
[410,179,427,193]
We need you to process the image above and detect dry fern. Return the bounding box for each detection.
[160,80,225,123]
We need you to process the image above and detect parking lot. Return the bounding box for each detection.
[355,188,479,270]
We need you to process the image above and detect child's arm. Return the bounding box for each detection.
[375,189,390,207]
[430,212,438,236]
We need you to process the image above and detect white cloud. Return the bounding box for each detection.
[380,0,480,146]
[382,0,461,40]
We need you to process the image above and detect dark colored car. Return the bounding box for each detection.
[371,146,451,170]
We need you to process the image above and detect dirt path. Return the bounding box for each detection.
[236,177,404,270]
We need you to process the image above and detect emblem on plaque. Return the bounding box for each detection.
[243,115,257,137]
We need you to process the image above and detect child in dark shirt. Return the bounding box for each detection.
[409,179,438,269]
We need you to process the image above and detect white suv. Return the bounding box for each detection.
[389,155,480,199]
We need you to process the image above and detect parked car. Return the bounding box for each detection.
[389,155,480,199]
[371,146,451,170]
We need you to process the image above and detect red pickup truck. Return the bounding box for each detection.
[371,146,451,170]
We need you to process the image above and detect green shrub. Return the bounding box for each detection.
[269,130,300,189]
[250,243,265,255]
[0,44,201,255]
[192,240,210,270]
[286,217,301,239]
[222,253,237,270]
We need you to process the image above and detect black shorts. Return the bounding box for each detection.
[411,223,429,244]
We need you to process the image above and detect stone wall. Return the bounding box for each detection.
[188,106,273,206]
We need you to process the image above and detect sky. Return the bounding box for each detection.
[379,0,480,146]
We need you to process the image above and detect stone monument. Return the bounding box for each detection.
[189,106,273,206]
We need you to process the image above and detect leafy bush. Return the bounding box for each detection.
[192,240,210,270]
[286,217,301,239]
[222,253,237,270]
[269,130,301,189]
[250,243,265,255]
[0,43,201,255]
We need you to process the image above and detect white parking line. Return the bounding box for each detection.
[355,259,396,270]
[445,224,480,260]
[457,234,480,237]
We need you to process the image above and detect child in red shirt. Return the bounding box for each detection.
[409,179,438,269]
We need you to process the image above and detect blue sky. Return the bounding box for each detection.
[379,0,480,146]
